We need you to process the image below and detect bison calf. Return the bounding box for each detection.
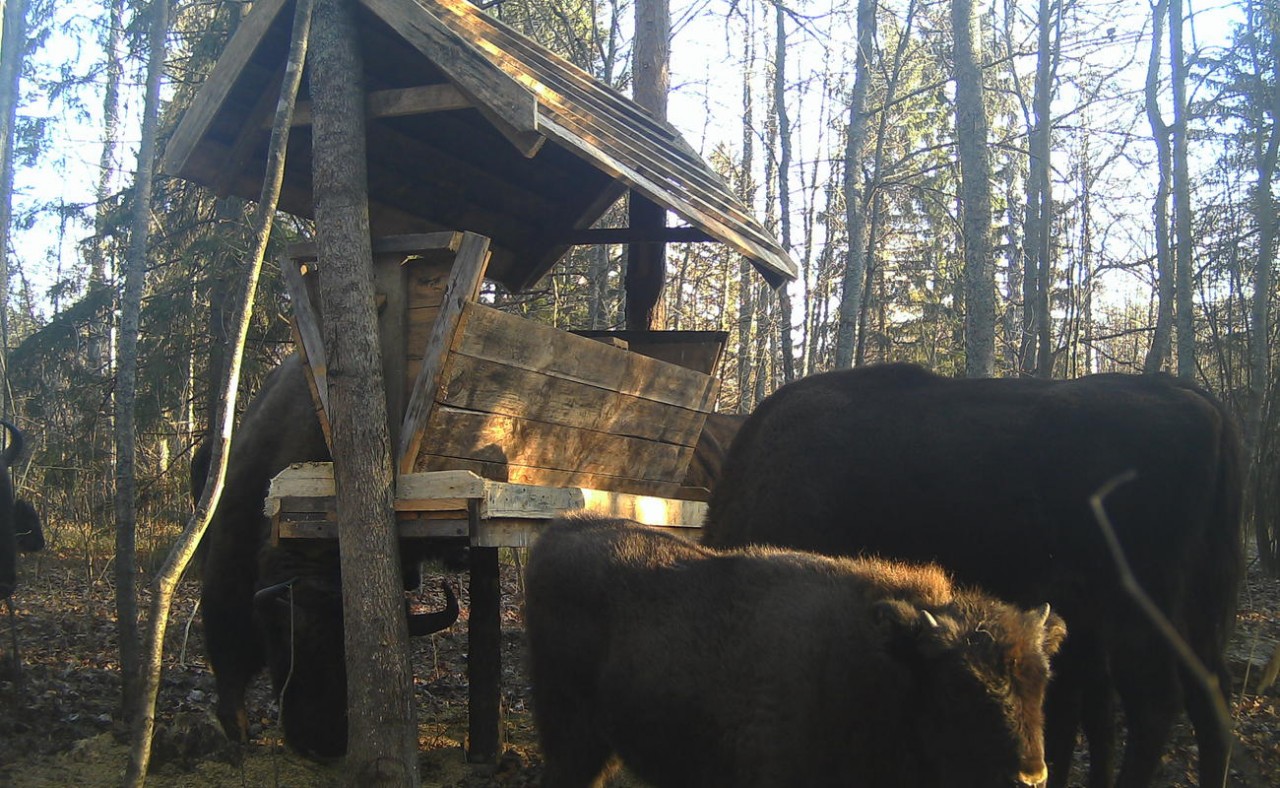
[525,515,1066,788]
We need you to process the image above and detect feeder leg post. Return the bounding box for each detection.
[467,508,502,763]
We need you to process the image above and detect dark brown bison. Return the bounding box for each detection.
[681,412,746,492]
[703,363,1243,788]
[250,546,459,757]
[526,515,1067,788]
[192,354,462,757]
[0,421,43,600]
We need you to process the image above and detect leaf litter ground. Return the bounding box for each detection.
[1,548,1278,786]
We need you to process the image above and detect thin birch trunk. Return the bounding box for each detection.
[0,0,29,419]
[1171,0,1195,379]
[115,0,170,728]
[124,0,312,781]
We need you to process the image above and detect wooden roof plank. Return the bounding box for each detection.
[423,0,752,215]
[165,0,796,286]
[539,118,794,284]
[358,0,546,157]
[420,0,791,278]
[162,0,292,177]
[425,0,678,142]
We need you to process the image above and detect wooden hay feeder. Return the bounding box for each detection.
[281,231,724,498]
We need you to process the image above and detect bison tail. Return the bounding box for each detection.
[408,580,460,636]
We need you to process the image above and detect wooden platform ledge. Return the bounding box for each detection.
[265,462,705,547]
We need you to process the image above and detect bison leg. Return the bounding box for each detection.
[1080,669,1118,788]
[201,581,264,743]
[1045,632,1117,788]
[530,655,615,788]
[535,704,615,788]
[1112,645,1179,788]
[1181,662,1232,788]
[1043,667,1082,788]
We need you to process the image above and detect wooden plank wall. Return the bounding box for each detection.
[414,303,716,495]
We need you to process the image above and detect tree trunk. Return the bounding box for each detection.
[952,0,994,378]
[0,0,29,419]
[1250,1,1279,443]
[835,0,875,369]
[87,0,125,373]
[772,3,795,382]
[1030,0,1056,378]
[1248,0,1280,575]
[1171,0,1195,380]
[736,24,757,411]
[587,244,611,329]
[1143,0,1174,374]
[115,0,170,726]
[122,2,314,782]
[309,0,420,782]
[627,0,669,329]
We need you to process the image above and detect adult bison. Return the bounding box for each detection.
[192,354,462,757]
[0,421,43,601]
[703,363,1243,788]
[681,412,747,492]
[526,515,1066,788]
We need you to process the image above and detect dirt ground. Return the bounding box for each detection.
[1,547,1278,787]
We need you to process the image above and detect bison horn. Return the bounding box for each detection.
[253,577,298,607]
[919,609,940,630]
[0,420,23,467]
[1031,603,1051,627]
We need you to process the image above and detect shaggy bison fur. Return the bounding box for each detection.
[525,515,1067,788]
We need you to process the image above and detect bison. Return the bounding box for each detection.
[703,363,1243,788]
[192,354,462,757]
[0,421,44,601]
[525,514,1067,788]
[681,412,746,493]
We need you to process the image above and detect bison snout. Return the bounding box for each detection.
[1017,762,1049,787]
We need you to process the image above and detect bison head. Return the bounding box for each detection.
[875,598,1066,788]
[254,549,347,759]
[253,544,460,759]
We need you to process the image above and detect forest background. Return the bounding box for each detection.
[1,0,1278,591]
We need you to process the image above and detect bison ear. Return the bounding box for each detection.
[1031,603,1067,656]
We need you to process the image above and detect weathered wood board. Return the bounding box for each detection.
[267,463,705,546]
[410,301,717,495]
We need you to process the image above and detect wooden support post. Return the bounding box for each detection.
[467,499,503,764]
[399,231,490,473]
[375,250,409,448]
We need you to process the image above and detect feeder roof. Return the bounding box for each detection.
[163,0,797,290]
